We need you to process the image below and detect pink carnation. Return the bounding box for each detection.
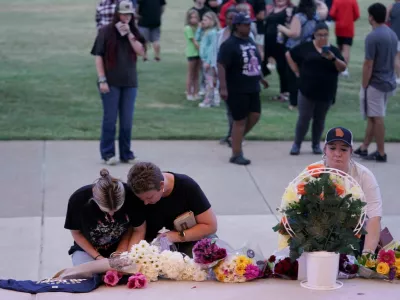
[103,270,122,287]
[127,273,148,289]
[377,249,396,265]
[244,264,260,281]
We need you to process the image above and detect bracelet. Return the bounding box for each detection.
[94,254,102,260]
[362,249,374,255]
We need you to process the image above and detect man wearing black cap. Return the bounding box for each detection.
[217,12,268,165]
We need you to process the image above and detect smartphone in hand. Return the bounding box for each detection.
[322,45,330,53]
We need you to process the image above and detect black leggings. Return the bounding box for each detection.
[287,63,298,106]
[266,43,289,94]
[294,91,332,147]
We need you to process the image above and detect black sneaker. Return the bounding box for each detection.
[312,144,323,155]
[363,151,387,162]
[354,147,368,157]
[290,144,300,155]
[229,154,251,165]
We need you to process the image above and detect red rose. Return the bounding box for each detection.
[268,255,276,263]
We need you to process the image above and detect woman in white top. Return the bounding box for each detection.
[311,127,383,254]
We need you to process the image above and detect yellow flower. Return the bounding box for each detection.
[278,234,290,250]
[236,263,246,276]
[365,259,376,268]
[282,184,298,207]
[376,262,390,275]
[237,255,247,265]
[395,258,400,268]
[349,186,362,200]
[217,274,226,282]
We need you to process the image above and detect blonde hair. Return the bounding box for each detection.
[203,11,219,29]
[92,169,125,212]
[185,8,200,26]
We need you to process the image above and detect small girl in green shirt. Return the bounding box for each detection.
[184,9,201,101]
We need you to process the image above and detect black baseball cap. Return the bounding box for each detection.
[232,12,252,25]
[325,127,353,147]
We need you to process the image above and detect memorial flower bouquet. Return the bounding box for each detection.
[357,248,400,281]
[273,164,367,261]
[128,240,162,282]
[263,255,298,280]
[103,270,148,289]
[213,254,262,283]
[192,238,228,269]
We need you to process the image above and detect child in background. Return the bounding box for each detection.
[184,9,202,101]
[198,11,219,108]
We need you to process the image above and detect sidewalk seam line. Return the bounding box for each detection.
[38,141,46,280]
[245,166,278,222]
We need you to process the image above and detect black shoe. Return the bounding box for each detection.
[312,144,323,155]
[354,147,368,157]
[229,154,251,165]
[219,137,232,148]
[362,151,387,162]
[290,144,300,155]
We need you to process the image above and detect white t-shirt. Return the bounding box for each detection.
[310,161,383,219]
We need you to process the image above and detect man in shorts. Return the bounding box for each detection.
[137,0,166,61]
[355,3,397,163]
[329,0,360,77]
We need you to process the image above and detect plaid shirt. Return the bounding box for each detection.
[96,0,117,30]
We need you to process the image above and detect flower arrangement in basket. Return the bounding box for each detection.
[273,164,368,289]
[357,247,400,281]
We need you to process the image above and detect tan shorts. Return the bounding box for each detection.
[359,86,395,118]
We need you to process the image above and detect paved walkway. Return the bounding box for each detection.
[0,141,399,299]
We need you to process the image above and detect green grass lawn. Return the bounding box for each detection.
[0,0,399,141]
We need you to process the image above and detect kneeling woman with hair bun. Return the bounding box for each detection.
[64,169,145,266]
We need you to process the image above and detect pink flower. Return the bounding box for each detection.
[103,270,122,287]
[377,250,396,266]
[244,264,260,281]
[127,273,148,289]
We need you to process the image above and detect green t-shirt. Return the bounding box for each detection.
[184,25,199,58]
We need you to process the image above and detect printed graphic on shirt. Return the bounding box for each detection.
[89,214,130,250]
[241,44,260,76]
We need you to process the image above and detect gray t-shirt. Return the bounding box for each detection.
[365,25,397,92]
[390,2,400,40]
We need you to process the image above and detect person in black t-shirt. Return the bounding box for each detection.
[64,169,146,266]
[285,22,346,156]
[192,0,212,20]
[218,13,268,166]
[91,1,145,165]
[205,0,220,13]
[137,0,166,61]
[126,162,217,256]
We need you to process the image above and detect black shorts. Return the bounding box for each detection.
[187,56,200,61]
[336,36,353,46]
[227,92,261,121]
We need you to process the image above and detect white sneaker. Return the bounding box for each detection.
[103,156,118,166]
[199,102,211,108]
[121,157,137,164]
[341,69,350,77]
[187,95,195,101]
[396,78,400,85]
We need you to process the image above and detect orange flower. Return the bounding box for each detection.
[319,192,324,200]
[355,233,361,239]
[297,182,306,195]
[335,183,345,196]
[307,164,325,178]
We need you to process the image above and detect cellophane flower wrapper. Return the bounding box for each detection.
[192,238,228,269]
[212,243,266,283]
[338,254,358,279]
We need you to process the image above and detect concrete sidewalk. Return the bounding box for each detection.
[0,141,399,299]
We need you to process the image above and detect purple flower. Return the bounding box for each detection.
[244,264,260,281]
[389,266,396,281]
[193,239,227,265]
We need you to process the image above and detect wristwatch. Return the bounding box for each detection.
[98,76,107,84]
[178,230,186,241]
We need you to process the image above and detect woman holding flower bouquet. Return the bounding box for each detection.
[309,127,383,254]
[64,169,146,265]
[127,161,218,256]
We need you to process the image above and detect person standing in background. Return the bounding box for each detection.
[355,3,397,163]
[206,0,221,13]
[137,0,166,61]
[387,0,400,85]
[220,0,255,28]
[192,0,211,20]
[330,0,360,78]
[96,0,138,30]
[91,1,145,165]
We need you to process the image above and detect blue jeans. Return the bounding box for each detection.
[71,250,95,266]
[100,86,137,161]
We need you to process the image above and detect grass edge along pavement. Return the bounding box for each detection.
[0,0,399,141]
